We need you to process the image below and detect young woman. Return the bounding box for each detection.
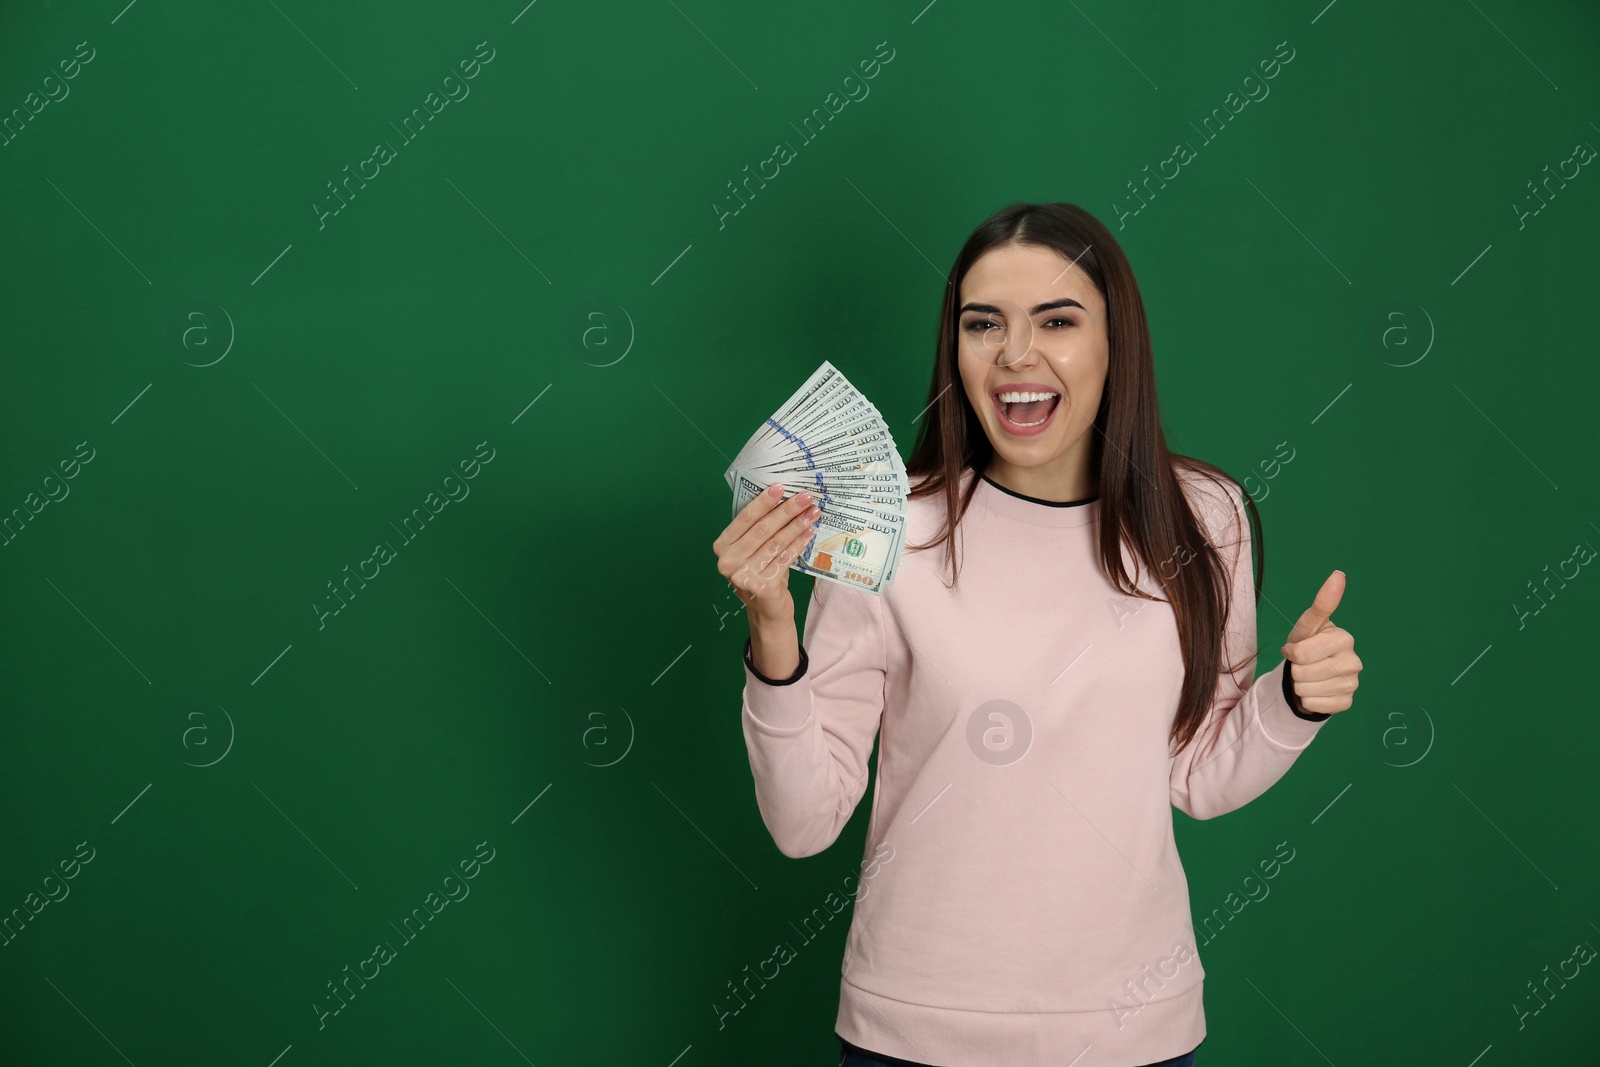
[711,202,1362,1067]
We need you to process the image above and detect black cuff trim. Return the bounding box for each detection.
[744,636,808,686]
[1283,661,1331,721]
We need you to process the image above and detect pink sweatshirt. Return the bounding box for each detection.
[739,464,1331,1067]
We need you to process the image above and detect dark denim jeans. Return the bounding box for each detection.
[837,1035,1199,1067]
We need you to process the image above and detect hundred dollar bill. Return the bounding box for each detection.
[731,467,903,595]
[725,360,908,589]
[726,362,847,484]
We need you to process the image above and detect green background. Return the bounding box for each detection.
[2,0,1597,1063]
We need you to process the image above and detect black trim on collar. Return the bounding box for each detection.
[981,473,1098,508]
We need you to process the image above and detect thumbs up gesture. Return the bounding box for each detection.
[1279,570,1363,716]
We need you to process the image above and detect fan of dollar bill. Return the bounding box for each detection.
[724,361,909,595]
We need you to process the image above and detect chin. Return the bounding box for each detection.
[989,421,1078,464]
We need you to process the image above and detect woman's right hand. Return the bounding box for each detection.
[712,482,822,619]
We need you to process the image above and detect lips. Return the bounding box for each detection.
[990,383,1063,437]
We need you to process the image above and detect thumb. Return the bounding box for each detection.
[1283,570,1345,654]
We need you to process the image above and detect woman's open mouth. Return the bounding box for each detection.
[991,387,1062,436]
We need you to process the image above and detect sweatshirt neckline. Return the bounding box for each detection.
[975,471,1100,528]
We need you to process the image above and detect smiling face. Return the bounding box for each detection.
[956,241,1110,500]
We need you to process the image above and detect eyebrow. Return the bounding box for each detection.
[959,298,1085,315]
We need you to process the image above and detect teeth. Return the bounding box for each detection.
[996,390,1059,403]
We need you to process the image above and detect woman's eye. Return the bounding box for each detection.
[963,321,999,332]
[1045,317,1073,328]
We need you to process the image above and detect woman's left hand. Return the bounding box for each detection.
[1280,569,1362,716]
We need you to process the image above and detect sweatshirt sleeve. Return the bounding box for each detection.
[1169,475,1331,821]
[740,577,888,859]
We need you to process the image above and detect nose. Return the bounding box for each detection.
[996,316,1041,371]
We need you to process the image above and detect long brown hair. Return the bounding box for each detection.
[903,201,1265,757]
